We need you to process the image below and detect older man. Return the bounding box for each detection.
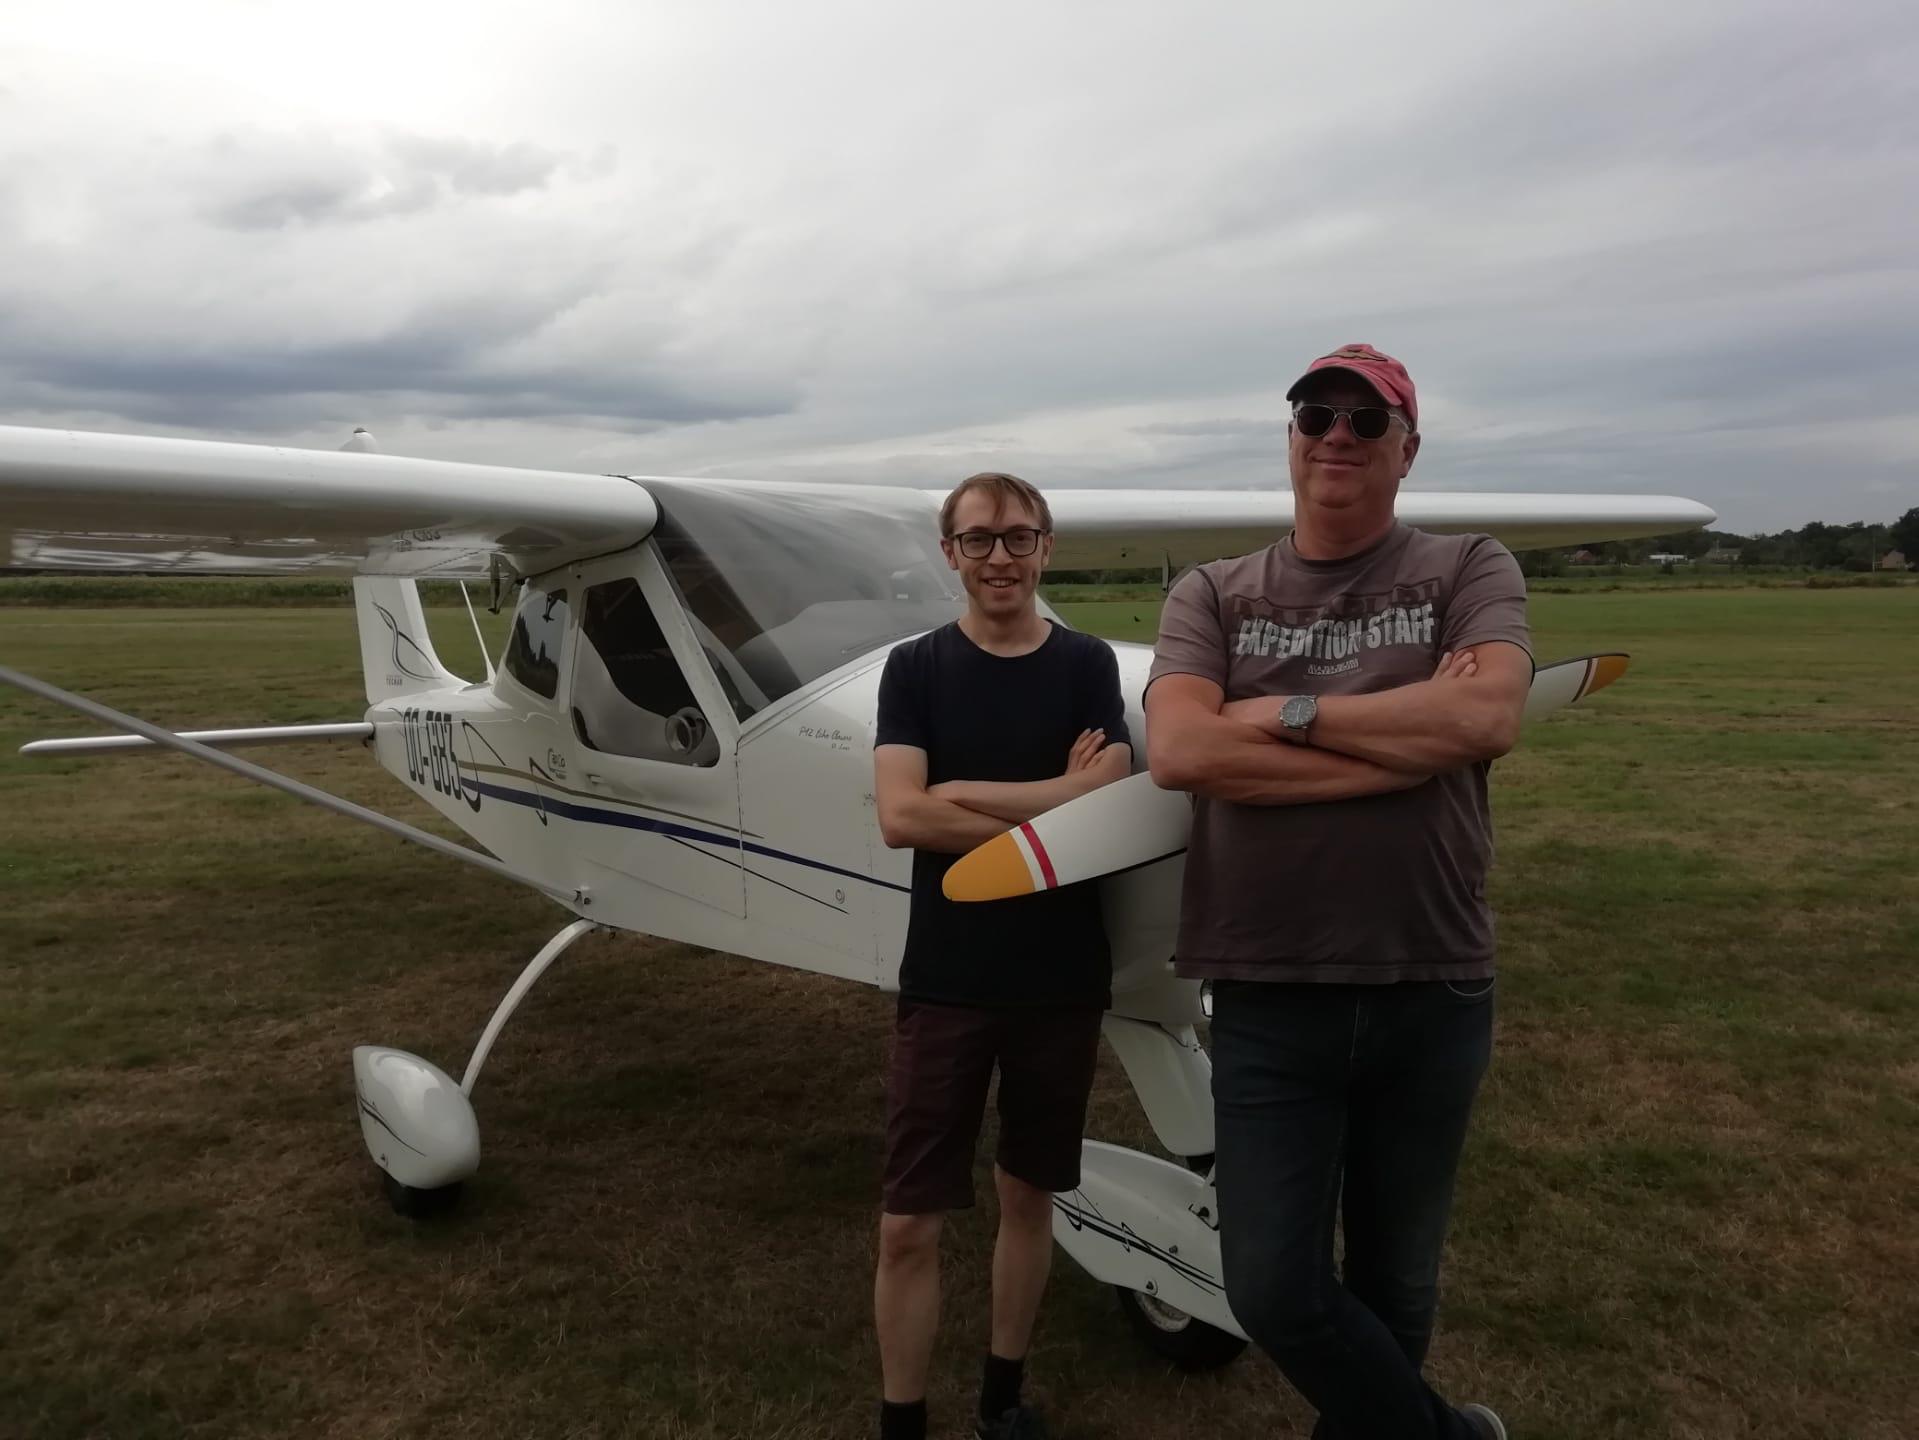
[1146,345,1529,1440]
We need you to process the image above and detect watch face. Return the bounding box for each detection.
[1283,695,1314,730]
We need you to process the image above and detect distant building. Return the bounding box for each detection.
[1568,548,1601,565]
[1702,547,1742,564]
[1879,549,1909,571]
[1647,552,1692,565]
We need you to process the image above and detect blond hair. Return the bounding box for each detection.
[938,471,1053,536]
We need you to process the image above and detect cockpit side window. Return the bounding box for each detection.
[503,581,568,699]
[571,577,719,768]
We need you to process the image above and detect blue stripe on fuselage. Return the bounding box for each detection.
[471,781,909,894]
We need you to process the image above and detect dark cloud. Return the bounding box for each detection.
[198,132,570,231]
[388,136,566,196]
[0,290,798,434]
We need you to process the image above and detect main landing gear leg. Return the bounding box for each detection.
[352,918,599,1217]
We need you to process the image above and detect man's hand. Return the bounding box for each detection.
[1303,641,1531,773]
[933,727,1106,805]
[925,728,1132,827]
[1064,727,1109,775]
[1146,673,1428,805]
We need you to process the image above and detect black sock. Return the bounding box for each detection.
[980,1353,1025,1420]
[879,1398,926,1440]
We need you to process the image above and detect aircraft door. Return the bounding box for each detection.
[734,671,892,988]
[555,548,746,931]
[482,572,584,896]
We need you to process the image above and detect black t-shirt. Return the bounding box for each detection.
[875,620,1131,1009]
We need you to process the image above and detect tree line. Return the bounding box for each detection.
[1049,507,1918,586]
[1543,506,1918,572]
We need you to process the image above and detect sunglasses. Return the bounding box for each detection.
[950,527,1046,560]
[1292,403,1412,441]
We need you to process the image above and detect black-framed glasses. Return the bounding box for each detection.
[1293,403,1412,441]
[950,527,1046,560]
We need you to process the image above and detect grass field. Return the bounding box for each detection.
[3,589,1916,1439]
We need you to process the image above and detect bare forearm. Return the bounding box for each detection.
[1189,740,1420,805]
[1312,683,1520,771]
[878,793,1010,853]
[1228,686,1517,773]
[931,778,1073,824]
[931,749,1131,823]
[1151,713,1416,805]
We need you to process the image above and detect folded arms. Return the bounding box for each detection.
[1144,643,1530,806]
[876,730,1132,853]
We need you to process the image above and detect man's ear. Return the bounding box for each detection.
[940,537,960,572]
[1400,431,1422,477]
[1040,532,1056,568]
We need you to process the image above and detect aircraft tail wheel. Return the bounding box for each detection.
[382,1172,465,1219]
[1114,1285,1248,1371]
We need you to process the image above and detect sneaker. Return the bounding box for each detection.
[1460,1402,1508,1440]
[976,1405,1049,1440]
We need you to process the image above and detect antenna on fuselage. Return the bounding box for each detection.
[340,428,379,453]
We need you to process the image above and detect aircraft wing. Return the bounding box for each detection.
[1044,489,1717,568]
[0,424,658,578]
[1,422,1716,580]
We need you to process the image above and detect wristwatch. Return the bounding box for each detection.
[1279,693,1318,743]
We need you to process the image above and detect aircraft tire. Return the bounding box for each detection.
[382,1172,464,1219]
[1113,1285,1247,1371]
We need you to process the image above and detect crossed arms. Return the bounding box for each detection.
[876,730,1132,853]
[1145,643,1531,806]
[874,636,1527,838]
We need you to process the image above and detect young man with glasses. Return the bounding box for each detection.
[1146,346,1530,1440]
[872,471,1131,1440]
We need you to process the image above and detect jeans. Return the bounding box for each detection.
[1209,977,1495,1440]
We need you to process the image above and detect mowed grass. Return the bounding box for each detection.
[3,589,1916,1439]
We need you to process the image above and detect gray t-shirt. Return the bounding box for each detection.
[1148,524,1530,983]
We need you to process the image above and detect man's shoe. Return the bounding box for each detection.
[975,1404,1049,1439]
[1460,1402,1508,1440]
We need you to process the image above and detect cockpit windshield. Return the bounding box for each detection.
[645,479,965,720]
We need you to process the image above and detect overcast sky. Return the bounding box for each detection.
[2,1,1913,533]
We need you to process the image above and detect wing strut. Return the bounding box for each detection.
[459,583,498,684]
[0,664,582,908]
[21,721,374,757]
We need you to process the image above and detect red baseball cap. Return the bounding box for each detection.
[1286,343,1418,429]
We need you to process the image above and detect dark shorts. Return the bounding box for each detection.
[880,999,1105,1215]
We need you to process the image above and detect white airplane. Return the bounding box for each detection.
[0,421,1714,1370]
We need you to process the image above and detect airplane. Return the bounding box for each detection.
[0,420,1714,1370]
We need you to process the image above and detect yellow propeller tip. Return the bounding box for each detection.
[1589,653,1630,694]
[942,830,1039,902]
